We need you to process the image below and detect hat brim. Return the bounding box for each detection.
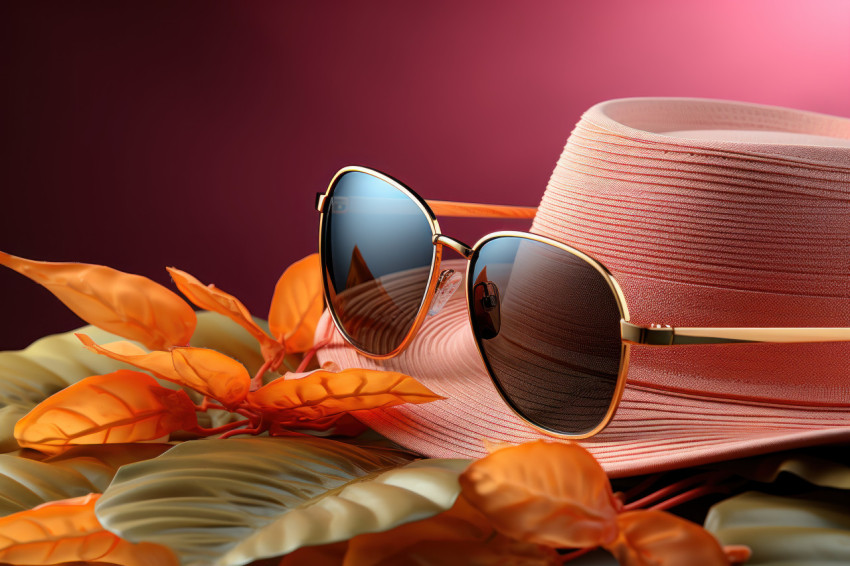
[316,293,850,478]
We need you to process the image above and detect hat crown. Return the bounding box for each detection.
[531,98,850,405]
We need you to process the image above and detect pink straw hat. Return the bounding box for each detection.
[317,98,850,477]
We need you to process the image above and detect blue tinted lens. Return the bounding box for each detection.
[469,236,623,436]
[323,170,435,355]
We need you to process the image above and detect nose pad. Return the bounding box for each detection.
[427,269,463,316]
[472,281,501,339]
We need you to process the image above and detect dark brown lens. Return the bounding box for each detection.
[469,236,624,436]
[322,170,435,356]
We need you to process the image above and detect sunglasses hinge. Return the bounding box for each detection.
[433,234,473,258]
[621,320,674,345]
[315,192,328,212]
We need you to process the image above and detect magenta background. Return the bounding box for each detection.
[2,1,850,350]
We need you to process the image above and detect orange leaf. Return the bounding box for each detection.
[246,368,444,422]
[362,537,560,566]
[14,370,198,454]
[605,510,730,566]
[170,347,251,407]
[77,334,250,407]
[324,496,558,566]
[344,496,493,565]
[0,493,178,565]
[77,334,176,374]
[459,441,621,549]
[0,251,195,350]
[268,253,324,353]
[167,267,285,366]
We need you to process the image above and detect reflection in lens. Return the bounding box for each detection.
[469,236,623,436]
[323,171,435,355]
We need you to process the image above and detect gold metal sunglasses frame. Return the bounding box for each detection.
[316,165,850,439]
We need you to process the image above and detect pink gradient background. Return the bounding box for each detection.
[1,1,849,350]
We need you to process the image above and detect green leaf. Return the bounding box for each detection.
[705,491,850,565]
[0,444,170,517]
[709,449,850,491]
[0,312,264,450]
[95,437,469,566]
[187,312,266,377]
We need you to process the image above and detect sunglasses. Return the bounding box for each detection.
[316,166,850,439]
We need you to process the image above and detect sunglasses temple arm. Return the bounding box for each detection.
[426,200,537,219]
[622,321,850,345]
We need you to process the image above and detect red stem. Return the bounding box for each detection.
[295,337,332,373]
[191,419,252,436]
[195,401,230,412]
[250,358,274,391]
[235,407,261,420]
[648,484,729,511]
[219,425,263,440]
[623,472,726,511]
[620,473,663,502]
[220,416,267,439]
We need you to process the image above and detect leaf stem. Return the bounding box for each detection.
[647,484,730,511]
[250,359,274,391]
[620,473,664,501]
[191,419,252,437]
[235,407,261,420]
[194,398,230,412]
[623,471,727,511]
[295,336,332,373]
[220,417,266,439]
